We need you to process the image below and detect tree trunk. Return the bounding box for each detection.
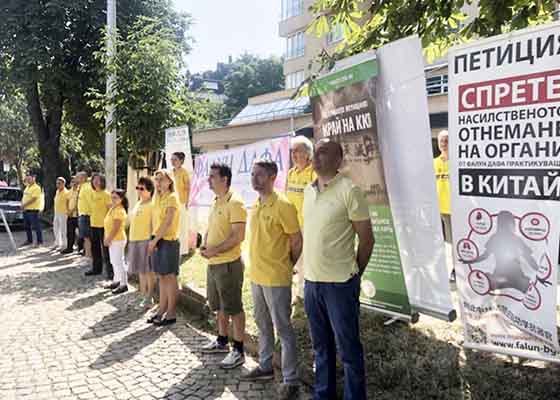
[15,159,24,189]
[25,81,65,213]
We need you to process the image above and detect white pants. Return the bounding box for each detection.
[109,240,128,287]
[53,213,68,248]
[179,206,189,256]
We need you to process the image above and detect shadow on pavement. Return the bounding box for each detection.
[88,325,166,370]
[81,292,144,340]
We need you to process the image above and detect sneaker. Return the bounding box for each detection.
[200,340,229,354]
[277,384,300,400]
[240,366,274,381]
[450,270,456,282]
[220,349,245,369]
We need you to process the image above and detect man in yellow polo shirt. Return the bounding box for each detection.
[171,151,191,256]
[286,135,316,301]
[199,163,247,370]
[303,139,374,400]
[434,130,454,281]
[77,171,93,261]
[21,172,43,246]
[53,177,70,249]
[241,160,302,400]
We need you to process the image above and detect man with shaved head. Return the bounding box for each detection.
[303,138,374,400]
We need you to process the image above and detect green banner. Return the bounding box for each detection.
[310,58,412,318]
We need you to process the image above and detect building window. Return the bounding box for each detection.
[327,23,344,45]
[286,32,305,60]
[281,0,303,20]
[426,75,448,96]
[286,70,305,89]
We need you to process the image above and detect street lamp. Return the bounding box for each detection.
[105,0,117,190]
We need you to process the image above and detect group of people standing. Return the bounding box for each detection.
[194,136,374,400]
[33,152,191,323]
[21,136,376,400]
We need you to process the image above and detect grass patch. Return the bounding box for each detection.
[178,255,560,399]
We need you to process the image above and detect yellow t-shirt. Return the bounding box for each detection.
[104,205,127,241]
[67,188,80,217]
[206,191,247,265]
[434,155,451,215]
[89,190,112,228]
[22,183,42,211]
[303,175,370,283]
[78,181,94,216]
[249,191,300,287]
[286,164,316,228]
[129,201,154,242]
[173,167,191,205]
[54,188,70,215]
[153,192,180,241]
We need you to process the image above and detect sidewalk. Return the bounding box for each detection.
[0,229,310,400]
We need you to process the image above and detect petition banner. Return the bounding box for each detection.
[311,58,413,319]
[449,23,560,361]
[188,136,290,243]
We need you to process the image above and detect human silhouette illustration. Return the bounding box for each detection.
[460,211,550,293]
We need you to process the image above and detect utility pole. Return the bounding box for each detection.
[105,0,117,190]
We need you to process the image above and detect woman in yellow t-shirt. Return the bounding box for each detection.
[128,176,156,309]
[147,170,180,326]
[104,189,128,294]
[86,173,113,278]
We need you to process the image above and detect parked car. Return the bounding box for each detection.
[0,186,24,227]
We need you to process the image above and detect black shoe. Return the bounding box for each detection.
[147,314,163,324]
[85,270,102,276]
[112,286,128,295]
[154,318,176,327]
[61,248,73,254]
[104,282,120,290]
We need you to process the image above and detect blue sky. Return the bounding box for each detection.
[174,0,284,73]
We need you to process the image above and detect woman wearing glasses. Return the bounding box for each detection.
[128,177,156,309]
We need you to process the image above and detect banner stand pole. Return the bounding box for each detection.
[413,306,457,323]
[0,209,17,254]
[362,304,419,324]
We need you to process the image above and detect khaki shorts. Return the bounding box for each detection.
[207,258,244,315]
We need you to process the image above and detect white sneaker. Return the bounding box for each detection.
[220,349,245,369]
[200,340,229,354]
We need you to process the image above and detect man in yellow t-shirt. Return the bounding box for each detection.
[77,171,93,259]
[62,176,83,254]
[286,135,316,301]
[303,139,374,400]
[241,160,302,396]
[199,163,248,370]
[53,177,70,249]
[171,151,191,256]
[21,172,43,246]
[434,130,454,280]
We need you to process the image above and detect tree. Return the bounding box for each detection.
[310,0,556,63]
[0,0,190,211]
[89,16,211,173]
[0,92,38,186]
[223,54,285,118]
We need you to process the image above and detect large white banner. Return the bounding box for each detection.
[188,136,290,243]
[376,37,456,321]
[165,126,194,174]
[449,23,560,361]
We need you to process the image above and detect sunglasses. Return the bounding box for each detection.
[135,186,146,191]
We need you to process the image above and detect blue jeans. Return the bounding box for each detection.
[304,275,366,400]
[23,210,43,244]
